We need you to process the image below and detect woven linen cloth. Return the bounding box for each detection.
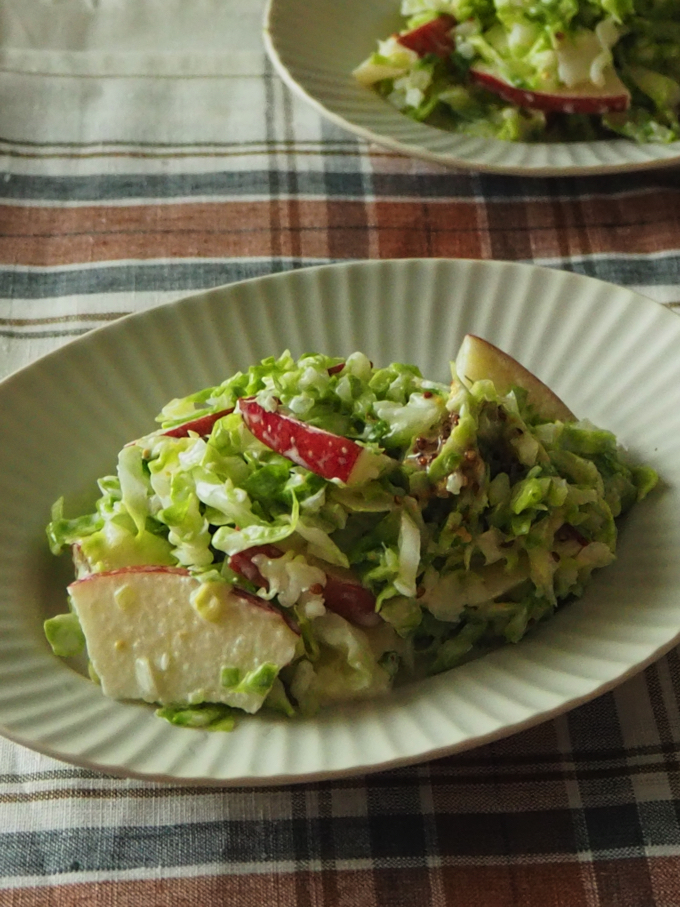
[1,2,680,905]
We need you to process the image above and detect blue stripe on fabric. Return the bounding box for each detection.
[0,814,407,877]
[0,261,298,299]
[374,170,680,200]
[0,254,676,301]
[0,328,92,339]
[477,171,680,200]
[0,171,368,203]
[4,801,672,878]
[557,255,680,288]
[0,169,676,203]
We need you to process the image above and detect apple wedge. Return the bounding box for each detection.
[229,544,284,587]
[125,407,234,449]
[455,334,575,423]
[229,545,381,628]
[396,14,456,59]
[323,569,382,628]
[238,396,388,485]
[68,566,299,714]
[469,63,630,114]
[163,407,234,439]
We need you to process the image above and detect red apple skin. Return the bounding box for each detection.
[229,544,284,588]
[469,66,630,114]
[164,368,346,440]
[69,565,191,585]
[238,396,374,485]
[229,545,381,628]
[396,14,456,58]
[230,583,300,632]
[163,408,234,439]
[322,571,382,628]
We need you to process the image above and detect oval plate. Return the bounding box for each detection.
[263,0,680,177]
[0,259,679,785]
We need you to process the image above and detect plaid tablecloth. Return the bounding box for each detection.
[2,2,680,905]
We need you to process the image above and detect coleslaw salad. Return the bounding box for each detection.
[353,0,680,144]
[44,343,657,730]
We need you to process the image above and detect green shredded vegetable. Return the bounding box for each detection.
[46,347,657,728]
[353,0,680,143]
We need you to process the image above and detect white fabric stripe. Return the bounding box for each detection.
[2,864,302,892]
[285,186,680,205]
[2,763,676,833]
[534,249,680,270]
[554,713,592,862]
[0,144,339,177]
[631,286,680,305]
[0,290,183,317]
[0,0,265,77]
[0,789,301,833]
[0,75,273,147]
[0,49,265,78]
[0,194,376,208]
[417,765,448,905]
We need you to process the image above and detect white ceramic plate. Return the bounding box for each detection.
[1,259,679,785]
[263,0,680,176]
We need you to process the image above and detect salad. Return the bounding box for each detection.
[353,0,680,143]
[44,336,657,731]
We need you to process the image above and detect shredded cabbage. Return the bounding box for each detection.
[46,348,657,728]
[353,0,680,143]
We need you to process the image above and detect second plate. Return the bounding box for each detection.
[263,0,680,176]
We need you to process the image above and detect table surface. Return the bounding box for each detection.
[1,2,680,905]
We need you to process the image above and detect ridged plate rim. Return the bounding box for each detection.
[0,258,679,786]
[263,0,680,177]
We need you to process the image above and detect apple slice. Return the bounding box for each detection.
[229,544,285,587]
[238,396,388,485]
[229,545,381,628]
[396,14,456,58]
[455,334,575,423]
[163,408,234,439]
[68,566,299,714]
[323,569,382,628]
[469,63,630,114]
[125,408,234,449]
